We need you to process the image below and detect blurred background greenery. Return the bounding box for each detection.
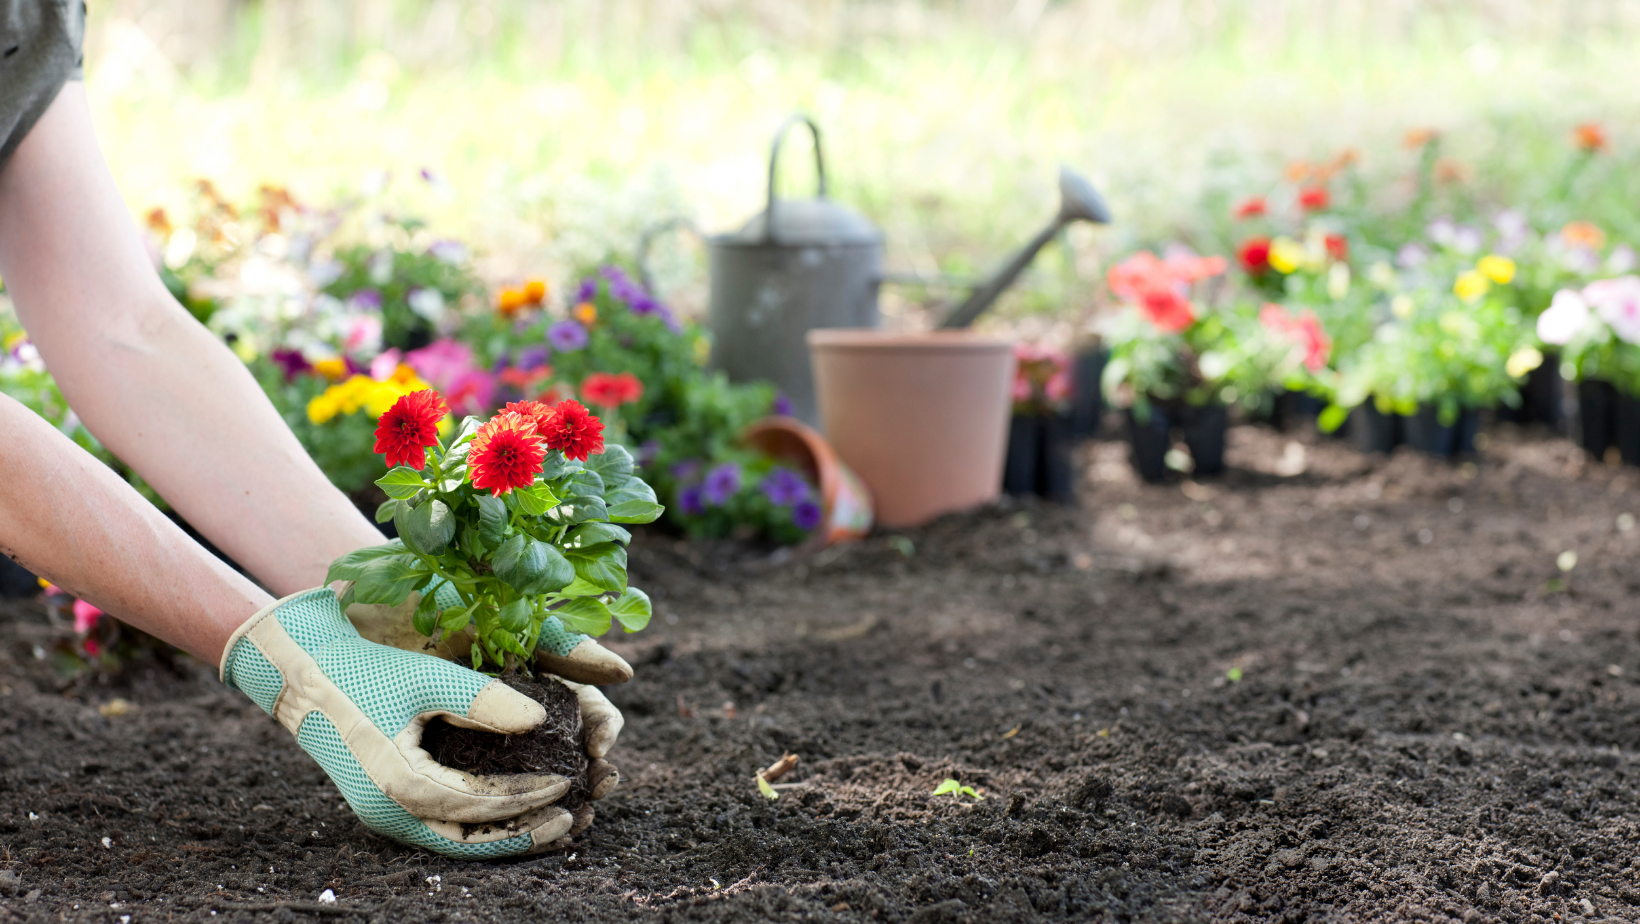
[85,0,1640,338]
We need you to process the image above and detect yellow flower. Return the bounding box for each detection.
[1506,346,1544,378]
[387,363,425,389]
[693,335,710,366]
[364,383,404,418]
[312,358,349,381]
[307,391,341,424]
[1453,270,1490,302]
[233,339,258,363]
[3,331,27,352]
[1268,237,1306,275]
[573,301,598,326]
[1391,295,1415,319]
[1477,255,1516,285]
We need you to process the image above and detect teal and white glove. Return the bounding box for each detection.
[221,588,576,858]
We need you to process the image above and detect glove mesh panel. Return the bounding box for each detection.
[296,711,533,858]
[313,639,489,736]
[432,580,464,610]
[538,616,584,657]
[222,642,283,715]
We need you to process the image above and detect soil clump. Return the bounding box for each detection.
[421,674,590,811]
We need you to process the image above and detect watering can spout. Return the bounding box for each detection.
[938,166,1110,329]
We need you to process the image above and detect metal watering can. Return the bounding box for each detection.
[697,113,1112,426]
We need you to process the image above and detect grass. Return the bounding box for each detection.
[84,0,1640,333]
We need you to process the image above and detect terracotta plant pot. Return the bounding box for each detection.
[807,329,1015,528]
[741,415,874,544]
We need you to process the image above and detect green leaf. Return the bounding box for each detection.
[587,445,635,485]
[439,604,473,633]
[449,416,483,448]
[1317,404,1349,433]
[565,542,627,594]
[412,591,440,637]
[607,499,664,525]
[757,775,779,801]
[540,451,582,480]
[475,494,508,548]
[932,779,960,796]
[565,522,632,549]
[511,483,559,518]
[492,535,575,595]
[374,499,399,525]
[564,470,605,499]
[608,587,652,633]
[376,466,428,500]
[498,598,531,634]
[350,555,430,606]
[551,596,612,636]
[557,576,608,598]
[324,541,410,583]
[547,494,609,525]
[405,499,456,554]
[437,465,468,494]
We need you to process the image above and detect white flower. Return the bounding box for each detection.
[1586,276,1640,344]
[1537,289,1591,345]
[407,287,446,322]
[1608,245,1638,274]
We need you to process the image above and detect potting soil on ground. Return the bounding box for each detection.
[2,423,1639,923]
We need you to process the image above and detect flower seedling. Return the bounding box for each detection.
[932,779,984,801]
[326,390,664,672]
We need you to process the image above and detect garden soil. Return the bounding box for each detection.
[6,423,1640,923]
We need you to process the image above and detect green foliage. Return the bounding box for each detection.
[327,419,658,673]
[932,779,984,801]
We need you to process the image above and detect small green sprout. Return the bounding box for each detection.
[1226,667,1243,683]
[932,779,984,801]
[756,775,778,800]
[888,536,915,557]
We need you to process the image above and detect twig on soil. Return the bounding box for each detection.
[760,753,800,783]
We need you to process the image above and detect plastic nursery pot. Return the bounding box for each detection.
[1350,403,1402,454]
[740,415,874,544]
[1401,406,1479,458]
[1003,414,1076,502]
[1615,392,1640,466]
[1577,379,1619,461]
[1179,403,1228,476]
[1271,390,1327,434]
[807,329,1015,528]
[1125,406,1173,484]
[1498,354,1565,431]
[1068,347,1109,440]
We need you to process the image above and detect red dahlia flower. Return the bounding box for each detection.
[1298,187,1330,211]
[1324,233,1348,262]
[373,389,447,470]
[538,399,605,462]
[1237,237,1272,275]
[1139,287,1195,334]
[500,399,557,435]
[581,371,644,408]
[1233,197,1267,220]
[469,412,547,496]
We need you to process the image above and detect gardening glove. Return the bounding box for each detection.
[348,580,634,686]
[220,588,577,858]
[345,581,625,812]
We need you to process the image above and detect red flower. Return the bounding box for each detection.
[373,389,447,470]
[1233,197,1267,220]
[538,399,605,462]
[469,412,547,496]
[581,371,644,408]
[1298,187,1330,211]
[1260,303,1332,372]
[1237,237,1272,275]
[1139,287,1195,334]
[1324,233,1349,262]
[500,399,557,434]
[1573,122,1608,153]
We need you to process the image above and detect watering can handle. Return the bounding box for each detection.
[763,113,827,244]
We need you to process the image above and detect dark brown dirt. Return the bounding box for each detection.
[421,674,590,812]
[5,421,1640,922]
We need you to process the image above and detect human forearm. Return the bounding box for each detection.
[0,393,269,662]
[0,84,385,594]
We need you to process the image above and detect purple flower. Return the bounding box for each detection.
[772,392,795,417]
[670,459,702,481]
[599,265,632,284]
[761,468,810,507]
[548,319,589,351]
[405,339,476,391]
[702,463,742,506]
[491,351,512,374]
[677,485,705,516]
[792,500,823,532]
[574,277,598,303]
[271,347,311,381]
[347,288,383,311]
[517,345,550,371]
[636,439,661,467]
[630,294,660,316]
[428,240,469,265]
[1395,243,1429,269]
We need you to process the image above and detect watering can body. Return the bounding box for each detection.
[708,116,882,426]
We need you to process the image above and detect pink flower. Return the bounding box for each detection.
[344,315,383,356]
[405,339,477,391]
[1538,289,1592,345]
[443,370,498,417]
[1261,303,1332,372]
[1585,276,1640,344]
[369,348,404,382]
[72,599,104,634]
[1044,371,1072,402]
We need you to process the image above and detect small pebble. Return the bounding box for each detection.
[318,889,336,904]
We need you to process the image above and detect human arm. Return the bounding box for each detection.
[0,82,385,600]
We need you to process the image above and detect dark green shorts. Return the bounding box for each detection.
[0,0,84,167]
